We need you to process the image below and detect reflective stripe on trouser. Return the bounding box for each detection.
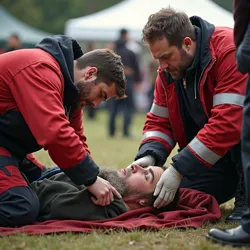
[188,137,222,165]
[213,93,245,107]
[142,130,175,149]
[150,103,169,118]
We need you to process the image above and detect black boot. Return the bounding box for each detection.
[207,225,250,247]
[226,168,248,222]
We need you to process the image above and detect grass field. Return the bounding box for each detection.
[1,110,246,250]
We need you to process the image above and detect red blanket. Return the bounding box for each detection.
[0,188,221,235]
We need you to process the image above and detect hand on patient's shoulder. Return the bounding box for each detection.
[87,176,122,206]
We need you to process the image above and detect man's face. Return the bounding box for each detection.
[76,79,117,109]
[99,165,163,197]
[149,36,193,80]
[119,164,164,194]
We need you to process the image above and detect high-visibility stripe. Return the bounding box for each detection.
[142,131,175,148]
[150,103,169,118]
[189,137,222,165]
[213,93,245,107]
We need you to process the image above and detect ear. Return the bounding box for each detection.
[182,37,192,50]
[84,67,98,80]
[138,199,149,207]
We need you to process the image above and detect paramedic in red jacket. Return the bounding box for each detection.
[0,35,126,227]
[131,7,248,221]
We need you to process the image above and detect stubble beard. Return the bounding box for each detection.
[98,168,129,197]
[171,48,194,80]
[75,79,95,108]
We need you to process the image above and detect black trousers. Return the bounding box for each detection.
[180,153,239,205]
[0,155,40,227]
[108,77,134,137]
[241,77,250,233]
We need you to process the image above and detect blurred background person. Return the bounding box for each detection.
[107,28,141,139]
[4,33,22,53]
[147,58,159,112]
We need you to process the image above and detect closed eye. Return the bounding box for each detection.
[144,171,150,181]
[149,168,154,183]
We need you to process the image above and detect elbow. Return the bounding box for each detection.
[236,46,250,74]
[237,58,250,74]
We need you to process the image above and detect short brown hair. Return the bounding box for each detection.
[76,48,126,99]
[142,7,196,48]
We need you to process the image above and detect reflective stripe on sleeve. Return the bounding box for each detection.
[213,93,245,107]
[150,103,169,118]
[142,131,175,148]
[189,137,222,165]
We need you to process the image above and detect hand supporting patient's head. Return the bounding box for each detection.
[99,164,179,210]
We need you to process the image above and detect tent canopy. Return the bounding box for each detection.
[65,0,234,42]
[0,5,50,47]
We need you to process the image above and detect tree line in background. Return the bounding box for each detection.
[1,0,232,34]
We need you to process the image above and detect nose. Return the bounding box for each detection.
[131,164,144,173]
[159,59,169,70]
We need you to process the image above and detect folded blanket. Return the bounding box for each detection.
[0,188,221,236]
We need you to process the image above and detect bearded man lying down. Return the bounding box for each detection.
[31,164,179,221]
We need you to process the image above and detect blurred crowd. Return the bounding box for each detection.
[81,29,159,139]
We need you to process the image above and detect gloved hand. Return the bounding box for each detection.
[130,155,155,167]
[153,165,182,208]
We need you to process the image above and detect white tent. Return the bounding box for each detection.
[0,5,50,46]
[65,0,233,42]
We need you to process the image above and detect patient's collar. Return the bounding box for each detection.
[123,202,131,211]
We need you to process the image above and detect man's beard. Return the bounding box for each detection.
[99,168,129,197]
[75,79,95,108]
[171,48,193,80]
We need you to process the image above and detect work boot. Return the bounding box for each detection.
[207,225,250,247]
[226,170,248,222]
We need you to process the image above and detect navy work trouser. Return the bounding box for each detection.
[0,148,39,227]
[180,153,239,205]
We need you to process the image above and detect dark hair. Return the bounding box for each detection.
[76,48,126,99]
[120,28,128,37]
[142,7,196,48]
[137,188,180,211]
[9,33,20,40]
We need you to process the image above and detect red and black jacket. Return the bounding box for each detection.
[0,35,98,186]
[135,17,247,177]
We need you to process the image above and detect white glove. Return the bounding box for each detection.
[131,155,155,167]
[153,165,182,208]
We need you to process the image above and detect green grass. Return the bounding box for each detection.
[1,110,245,250]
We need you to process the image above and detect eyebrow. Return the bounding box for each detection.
[149,168,155,183]
[159,52,171,59]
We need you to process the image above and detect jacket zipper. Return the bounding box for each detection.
[65,106,72,119]
[195,58,217,100]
